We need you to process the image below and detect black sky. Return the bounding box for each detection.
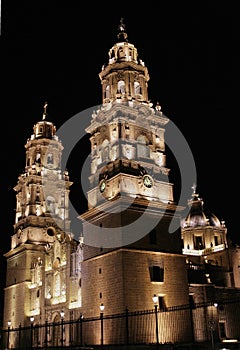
[0,2,239,320]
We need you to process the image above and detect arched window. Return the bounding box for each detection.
[134,81,141,95]
[105,85,110,99]
[117,47,125,59]
[36,153,41,163]
[117,80,125,94]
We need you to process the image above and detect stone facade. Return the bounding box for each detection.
[3,21,240,348]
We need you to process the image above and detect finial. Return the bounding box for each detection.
[119,17,125,32]
[191,183,199,199]
[191,183,201,201]
[117,18,128,42]
[155,102,161,111]
[43,101,48,120]
[191,183,196,195]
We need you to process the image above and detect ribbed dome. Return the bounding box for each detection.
[181,187,223,228]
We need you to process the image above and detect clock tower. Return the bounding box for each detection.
[80,21,191,335]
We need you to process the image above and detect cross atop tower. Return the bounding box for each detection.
[42,101,48,120]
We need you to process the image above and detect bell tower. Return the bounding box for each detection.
[86,20,173,211]
[99,18,149,104]
[3,103,81,340]
[80,21,190,325]
[13,102,72,245]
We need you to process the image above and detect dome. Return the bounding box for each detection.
[181,187,223,229]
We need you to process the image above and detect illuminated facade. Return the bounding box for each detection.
[3,105,83,347]
[3,21,240,348]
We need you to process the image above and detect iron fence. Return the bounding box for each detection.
[1,298,240,349]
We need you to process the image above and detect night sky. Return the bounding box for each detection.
[0,2,238,320]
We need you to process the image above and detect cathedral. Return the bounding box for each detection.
[2,20,240,349]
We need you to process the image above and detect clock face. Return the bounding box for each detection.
[99,179,106,193]
[143,174,153,188]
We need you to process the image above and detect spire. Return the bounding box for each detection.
[42,101,48,120]
[117,17,128,42]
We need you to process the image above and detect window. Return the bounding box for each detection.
[36,153,41,163]
[158,296,166,310]
[219,322,226,338]
[134,81,141,95]
[105,85,110,99]
[214,235,222,246]
[149,229,157,244]
[194,235,205,249]
[149,265,164,282]
[117,80,125,94]
[117,48,125,59]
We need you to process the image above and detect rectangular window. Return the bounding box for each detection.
[219,322,226,339]
[149,265,164,282]
[149,229,157,244]
[158,296,166,310]
[194,235,205,249]
[214,235,222,246]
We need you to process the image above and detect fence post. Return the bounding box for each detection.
[60,312,64,349]
[30,319,34,350]
[189,304,195,343]
[125,307,129,345]
[80,315,83,347]
[7,321,11,349]
[18,323,22,349]
[45,320,48,348]
[100,310,104,346]
[152,295,159,345]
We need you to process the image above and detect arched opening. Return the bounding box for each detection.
[134,81,141,95]
[117,80,125,94]
[105,85,110,99]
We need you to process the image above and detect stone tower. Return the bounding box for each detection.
[79,21,191,343]
[3,103,83,348]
